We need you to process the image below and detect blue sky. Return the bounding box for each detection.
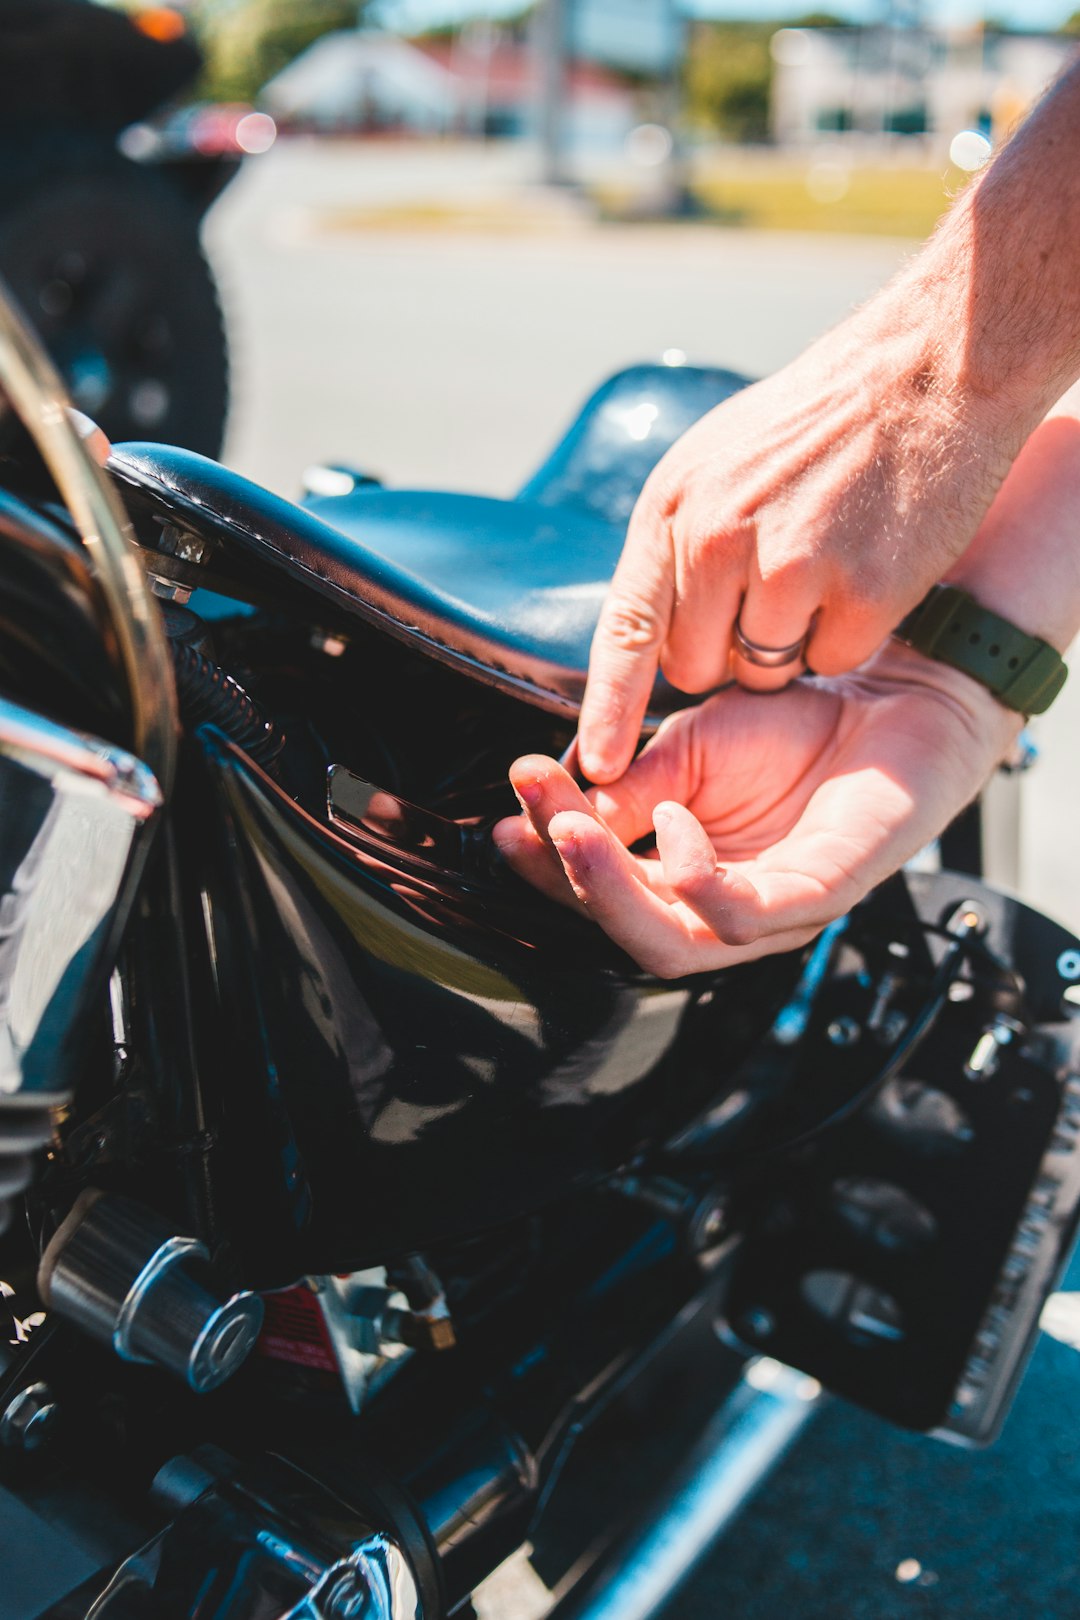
[681,1,1075,18]
[377,0,1078,40]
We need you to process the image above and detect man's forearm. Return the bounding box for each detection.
[945,379,1080,653]
[886,58,1080,452]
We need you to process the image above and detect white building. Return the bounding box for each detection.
[261,28,639,148]
[261,33,457,135]
[770,26,1077,152]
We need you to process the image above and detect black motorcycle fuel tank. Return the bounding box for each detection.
[179,727,797,1287]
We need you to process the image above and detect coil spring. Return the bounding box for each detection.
[170,643,284,772]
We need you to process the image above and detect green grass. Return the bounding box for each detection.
[313,156,973,242]
[687,157,970,238]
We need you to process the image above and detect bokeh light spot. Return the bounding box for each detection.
[949,130,993,172]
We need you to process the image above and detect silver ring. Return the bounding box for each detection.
[732,617,808,669]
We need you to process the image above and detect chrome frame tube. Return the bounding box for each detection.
[0,277,176,794]
[546,1359,824,1620]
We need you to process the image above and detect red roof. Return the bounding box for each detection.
[414,39,631,102]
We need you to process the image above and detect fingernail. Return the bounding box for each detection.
[551,829,580,862]
[653,804,672,828]
[514,780,542,809]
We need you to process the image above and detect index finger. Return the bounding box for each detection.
[579,507,674,784]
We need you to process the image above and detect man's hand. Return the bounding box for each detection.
[579,323,1010,783]
[498,382,1080,976]
[494,643,1019,978]
[579,57,1080,785]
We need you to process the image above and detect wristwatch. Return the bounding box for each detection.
[893,585,1068,715]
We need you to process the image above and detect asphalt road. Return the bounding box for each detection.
[202,139,1080,1619]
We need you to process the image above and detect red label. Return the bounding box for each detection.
[257,1285,339,1374]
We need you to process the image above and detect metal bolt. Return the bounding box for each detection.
[154,524,214,565]
[964,1014,1025,1082]
[1,1383,58,1452]
[147,573,193,605]
[689,1195,729,1254]
[867,970,901,1035]
[878,1010,909,1046]
[1059,950,1080,983]
[827,1016,861,1048]
[311,630,349,658]
[948,902,985,937]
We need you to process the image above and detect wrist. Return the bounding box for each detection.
[946,410,1080,654]
[894,586,1067,716]
[863,636,1023,750]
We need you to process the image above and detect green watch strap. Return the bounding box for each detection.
[893,585,1068,715]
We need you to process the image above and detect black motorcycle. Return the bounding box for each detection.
[0,0,238,458]
[1,277,1079,1620]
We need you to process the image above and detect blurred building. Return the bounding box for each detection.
[770,26,1077,150]
[260,32,453,134]
[261,26,638,145]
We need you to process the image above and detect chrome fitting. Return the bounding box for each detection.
[964,1014,1025,1082]
[0,1382,59,1452]
[38,1190,263,1393]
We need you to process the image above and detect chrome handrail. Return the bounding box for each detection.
[0,278,177,795]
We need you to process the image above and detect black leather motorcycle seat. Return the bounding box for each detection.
[111,445,630,716]
[515,361,751,523]
[109,363,751,720]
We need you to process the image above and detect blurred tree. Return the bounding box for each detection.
[1061,10,1080,33]
[683,14,851,142]
[194,0,362,102]
[683,23,771,141]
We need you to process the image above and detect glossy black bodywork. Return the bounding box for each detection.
[178,727,795,1284]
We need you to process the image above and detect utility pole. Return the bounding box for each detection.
[535,0,568,185]
[882,0,928,136]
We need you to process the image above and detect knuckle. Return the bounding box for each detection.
[658,646,702,692]
[637,461,680,520]
[600,596,666,653]
[757,546,816,593]
[670,861,714,902]
[731,663,798,693]
[719,911,761,948]
[582,683,636,744]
